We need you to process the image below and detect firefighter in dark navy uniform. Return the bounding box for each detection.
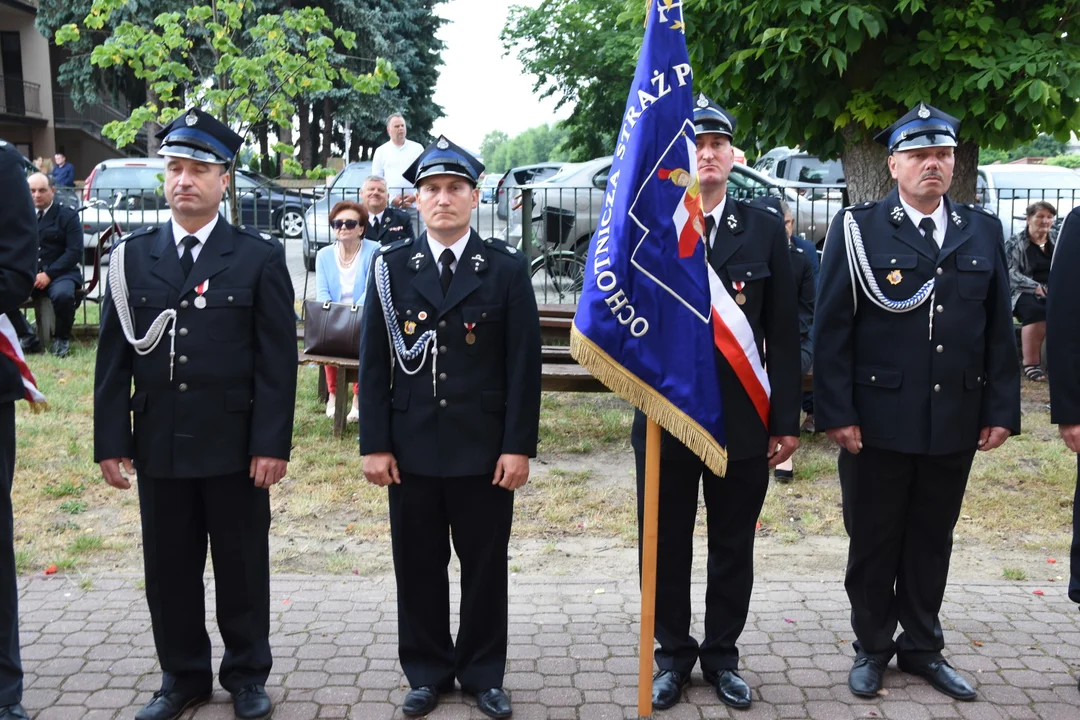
[358,136,542,719]
[93,108,297,720]
[631,95,801,711]
[813,103,1020,701]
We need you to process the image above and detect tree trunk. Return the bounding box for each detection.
[146,85,161,155]
[298,100,311,170]
[279,122,293,176]
[310,101,322,168]
[950,141,979,204]
[840,127,893,204]
[257,122,270,175]
[321,96,333,166]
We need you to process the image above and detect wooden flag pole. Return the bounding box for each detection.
[638,418,662,718]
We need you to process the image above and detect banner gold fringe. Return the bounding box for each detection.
[570,325,728,477]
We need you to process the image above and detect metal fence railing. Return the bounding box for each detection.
[43,179,1080,333]
[0,76,41,117]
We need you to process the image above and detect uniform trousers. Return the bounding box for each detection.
[137,470,271,695]
[1070,456,1080,605]
[632,419,768,674]
[839,446,975,664]
[0,403,21,706]
[388,472,513,692]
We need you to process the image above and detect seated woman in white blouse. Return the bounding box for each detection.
[315,200,380,422]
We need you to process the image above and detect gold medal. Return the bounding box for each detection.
[887,269,903,286]
[465,332,476,345]
[735,292,746,305]
[404,320,417,335]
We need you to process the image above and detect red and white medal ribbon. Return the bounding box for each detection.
[464,322,476,344]
[732,280,745,293]
[194,279,209,309]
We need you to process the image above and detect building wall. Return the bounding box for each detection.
[0,2,55,158]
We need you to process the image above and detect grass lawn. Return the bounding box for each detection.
[10,337,1074,575]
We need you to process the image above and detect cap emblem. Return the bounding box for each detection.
[696,94,709,108]
[185,111,198,127]
[436,138,449,149]
[917,103,930,119]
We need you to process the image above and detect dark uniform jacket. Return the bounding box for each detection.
[369,207,415,245]
[93,218,298,478]
[0,142,37,404]
[789,240,815,364]
[706,196,801,460]
[359,230,542,477]
[37,203,83,284]
[1048,207,1080,425]
[813,188,1021,455]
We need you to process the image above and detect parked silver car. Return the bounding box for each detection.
[976,164,1080,239]
[301,161,372,271]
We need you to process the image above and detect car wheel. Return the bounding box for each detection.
[278,207,306,239]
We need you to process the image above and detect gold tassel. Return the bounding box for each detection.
[570,326,728,477]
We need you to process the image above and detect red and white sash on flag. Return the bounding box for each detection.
[707,266,770,429]
[0,315,47,406]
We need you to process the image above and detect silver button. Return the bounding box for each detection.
[407,309,413,316]
[228,295,234,302]
[178,383,188,392]
[481,312,488,319]
[179,355,188,364]
[936,305,944,313]
[971,259,977,266]
[179,328,188,337]
[439,320,446,328]
[180,300,189,309]
[140,297,147,303]
[936,345,943,353]
[870,375,876,382]
[934,384,941,392]
[746,271,752,277]
[977,375,982,382]
[439,345,447,355]
[936,267,943,276]
[438,373,447,381]
[438,399,447,408]
[890,258,897,265]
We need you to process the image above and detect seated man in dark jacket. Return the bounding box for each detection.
[24,173,82,357]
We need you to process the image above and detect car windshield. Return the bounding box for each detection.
[788,156,844,184]
[987,170,1080,200]
[331,165,373,191]
[92,165,163,191]
[545,162,590,183]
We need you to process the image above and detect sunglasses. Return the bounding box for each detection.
[331,219,361,230]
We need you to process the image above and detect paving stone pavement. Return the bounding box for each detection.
[14,573,1080,719]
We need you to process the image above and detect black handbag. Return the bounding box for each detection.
[303,300,364,358]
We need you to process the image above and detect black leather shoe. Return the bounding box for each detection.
[651,670,690,710]
[705,669,751,709]
[403,686,440,717]
[48,338,70,357]
[774,468,794,483]
[18,336,41,355]
[134,689,212,720]
[0,704,29,720]
[232,685,272,719]
[901,659,976,701]
[475,688,512,718]
[848,656,887,697]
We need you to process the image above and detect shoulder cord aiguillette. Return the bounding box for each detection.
[843,210,937,340]
[107,241,179,379]
[374,255,438,394]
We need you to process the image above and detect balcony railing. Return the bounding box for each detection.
[0,76,41,117]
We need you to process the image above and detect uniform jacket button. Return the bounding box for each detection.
[406,309,413,316]
[179,328,189,336]
[890,258,897,264]
[228,296,234,302]
[936,267,943,275]
[180,300,189,309]
[439,399,447,408]
[439,345,447,355]
[481,312,488,319]
[745,271,752,277]
[439,320,446,328]
[936,305,944,313]
[934,384,941,392]
[178,383,188,392]
[870,375,876,382]
[140,297,147,303]
[438,373,447,381]
[179,355,188,364]
[936,345,943,353]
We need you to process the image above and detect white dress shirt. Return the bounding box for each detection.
[372,139,424,193]
[171,215,219,262]
[428,231,471,274]
[899,195,947,248]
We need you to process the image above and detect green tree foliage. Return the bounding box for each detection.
[482,124,570,174]
[54,0,398,178]
[687,0,1080,201]
[1045,154,1080,169]
[502,0,639,162]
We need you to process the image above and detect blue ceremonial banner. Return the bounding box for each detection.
[569,0,726,475]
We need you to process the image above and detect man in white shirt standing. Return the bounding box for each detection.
[371,113,424,232]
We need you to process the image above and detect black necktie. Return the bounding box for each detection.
[180,236,199,277]
[37,210,43,221]
[704,215,716,246]
[439,248,455,295]
[918,217,937,251]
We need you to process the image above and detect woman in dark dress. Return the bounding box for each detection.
[1006,200,1057,382]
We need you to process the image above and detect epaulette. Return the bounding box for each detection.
[117,225,158,245]
[964,203,995,217]
[737,198,781,217]
[379,236,415,254]
[845,200,877,212]
[236,224,276,243]
[0,140,7,149]
[483,236,525,259]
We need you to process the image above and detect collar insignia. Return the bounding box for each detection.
[951,210,963,227]
[407,251,425,271]
[726,214,738,230]
[889,206,905,224]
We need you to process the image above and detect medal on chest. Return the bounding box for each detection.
[733,280,746,305]
[464,322,476,345]
[193,279,209,309]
